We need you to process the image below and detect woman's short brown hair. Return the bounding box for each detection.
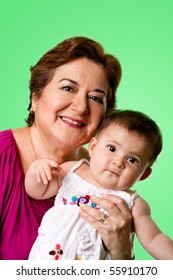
[26,36,122,126]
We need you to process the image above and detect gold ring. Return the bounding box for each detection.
[98,214,108,224]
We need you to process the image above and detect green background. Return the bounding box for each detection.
[0,0,173,260]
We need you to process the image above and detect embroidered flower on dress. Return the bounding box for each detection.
[49,243,63,260]
[63,193,100,209]
[62,197,67,205]
[77,195,90,206]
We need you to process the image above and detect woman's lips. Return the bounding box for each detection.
[60,116,85,128]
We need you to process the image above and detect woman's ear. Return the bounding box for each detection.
[139,167,152,181]
[31,93,38,112]
[88,137,98,157]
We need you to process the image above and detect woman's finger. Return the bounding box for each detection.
[79,203,110,231]
[79,196,133,259]
[90,194,130,216]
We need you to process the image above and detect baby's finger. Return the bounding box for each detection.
[42,164,53,181]
[36,172,42,183]
[39,168,50,185]
[47,159,58,169]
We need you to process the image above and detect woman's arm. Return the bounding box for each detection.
[132,196,173,260]
[80,194,133,259]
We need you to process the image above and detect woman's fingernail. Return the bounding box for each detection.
[90,196,96,200]
[79,203,85,207]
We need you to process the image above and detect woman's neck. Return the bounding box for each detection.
[29,125,82,164]
[12,126,89,175]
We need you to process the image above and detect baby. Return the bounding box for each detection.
[25,110,173,260]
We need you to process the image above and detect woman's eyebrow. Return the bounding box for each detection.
[59,78,78,85]
[59,78,107,95]
[94,88,107,96]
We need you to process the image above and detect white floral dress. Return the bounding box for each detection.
[29,159,138,260]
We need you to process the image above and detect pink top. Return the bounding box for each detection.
[0,129,53,259]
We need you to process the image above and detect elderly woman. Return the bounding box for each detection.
[0,36,132,260]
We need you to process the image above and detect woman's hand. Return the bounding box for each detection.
[80,194,133,260]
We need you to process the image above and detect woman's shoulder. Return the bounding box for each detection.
[0,128,13,138]
[0,129,16,153]
[0,127,28,154]
[0,129,22,178]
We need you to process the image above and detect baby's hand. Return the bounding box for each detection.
[32,159,58,185]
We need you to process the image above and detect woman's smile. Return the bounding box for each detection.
[60,116,86,128]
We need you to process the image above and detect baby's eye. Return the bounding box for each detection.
[127,156,138,164]
[108,145,116,152]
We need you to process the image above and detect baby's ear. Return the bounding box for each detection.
[88,137,98,157]
[139,168,152,181]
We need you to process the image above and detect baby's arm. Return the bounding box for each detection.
[25,159,66,200]
[132,196,173,259]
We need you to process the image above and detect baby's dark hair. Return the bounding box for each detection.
[97,109,163,163]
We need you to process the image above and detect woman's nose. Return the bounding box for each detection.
[70,94,89,115]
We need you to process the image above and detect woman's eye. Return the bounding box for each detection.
[127,157,138,164]
[62,86,73,92]
[90,95,104,104]
[108,145,116,152]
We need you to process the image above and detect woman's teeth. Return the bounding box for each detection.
[61,117,84,127]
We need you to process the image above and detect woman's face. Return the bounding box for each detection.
[32,58,110,149]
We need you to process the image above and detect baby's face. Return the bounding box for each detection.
[88,123,152,191]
